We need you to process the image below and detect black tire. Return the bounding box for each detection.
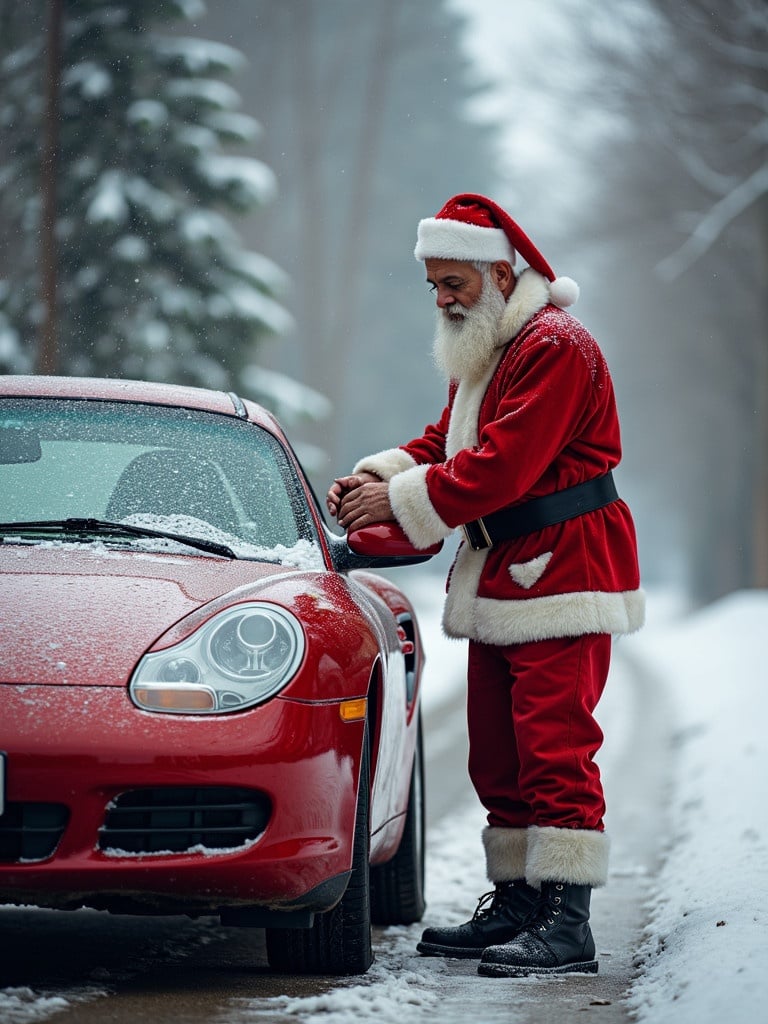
[265,725,373,975]
[370,712,426,925]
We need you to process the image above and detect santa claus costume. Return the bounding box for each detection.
[352,194,645,976]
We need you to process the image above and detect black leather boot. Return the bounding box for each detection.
[478,881,598,976]
[417,880,540,958]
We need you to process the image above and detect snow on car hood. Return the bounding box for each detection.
[0,541,321,687]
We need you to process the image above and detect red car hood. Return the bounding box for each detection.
[0,544,295,686]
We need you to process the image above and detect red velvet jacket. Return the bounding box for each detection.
[355,270,644,644]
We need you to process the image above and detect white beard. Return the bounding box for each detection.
[432,271,508,383]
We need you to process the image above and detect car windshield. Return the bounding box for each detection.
[0,397,323,567]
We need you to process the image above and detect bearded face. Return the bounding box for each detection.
[432,264,508,383]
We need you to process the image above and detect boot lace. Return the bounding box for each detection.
[471,889,501,923]
[474,883,547,931]
[471,883,527,923]
[535,882,564,932]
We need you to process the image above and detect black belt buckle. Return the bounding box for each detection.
[461,518,493,551]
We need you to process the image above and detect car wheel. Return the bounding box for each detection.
[370,711,426,925]
[265,724,373,975]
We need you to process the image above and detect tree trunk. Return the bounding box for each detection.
[328,0,401,466]
[38,0,62,375]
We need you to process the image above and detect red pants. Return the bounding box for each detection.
[467,634,611,831]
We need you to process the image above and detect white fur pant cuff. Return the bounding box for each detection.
[525,825,610,888]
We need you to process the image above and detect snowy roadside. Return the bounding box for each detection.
[621,590,768,1023]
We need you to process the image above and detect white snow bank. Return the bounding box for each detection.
[623,590,768,1022]
[0,987,80,1023]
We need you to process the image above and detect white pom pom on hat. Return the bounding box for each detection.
[548,276,580,308]
[414,192,579,308]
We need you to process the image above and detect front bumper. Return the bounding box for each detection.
[0,685,364,919]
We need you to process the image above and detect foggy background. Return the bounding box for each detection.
[0,0,765,605]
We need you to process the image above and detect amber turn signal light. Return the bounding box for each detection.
[133,685,216,712]
[339,698,367,722]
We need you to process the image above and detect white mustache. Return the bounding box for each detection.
[443,302,465,320]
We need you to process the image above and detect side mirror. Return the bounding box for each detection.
[325,522,443,571]
[347,522,443,559]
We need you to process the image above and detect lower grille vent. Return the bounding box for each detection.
[0,802,70,862]
[99,786,271,855]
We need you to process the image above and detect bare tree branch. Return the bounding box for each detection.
[656,163,768,279]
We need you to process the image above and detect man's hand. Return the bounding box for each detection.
[333,478,395,532]
[326,472,381,519]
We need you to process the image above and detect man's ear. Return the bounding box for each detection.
[492,260,515,297]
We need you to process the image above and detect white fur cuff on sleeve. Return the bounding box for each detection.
[389,463,454,549]
[352,447,417,482]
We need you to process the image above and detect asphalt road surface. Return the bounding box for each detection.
[0,647,673,1023]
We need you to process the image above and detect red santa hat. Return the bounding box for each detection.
[414,192,579,308]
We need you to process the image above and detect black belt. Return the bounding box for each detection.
[461,472,619,551]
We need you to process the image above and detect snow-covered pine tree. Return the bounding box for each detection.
[0,0,292,391]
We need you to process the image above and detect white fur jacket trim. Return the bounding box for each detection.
[443,543,645,643]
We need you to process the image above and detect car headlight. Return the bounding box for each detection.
[130,603,304,714]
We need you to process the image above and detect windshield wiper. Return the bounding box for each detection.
[0,518,237,560]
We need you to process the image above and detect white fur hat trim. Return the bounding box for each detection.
[414,218,516,265]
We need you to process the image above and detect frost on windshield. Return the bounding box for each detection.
[120,513,323,570]
[0,398,324,566]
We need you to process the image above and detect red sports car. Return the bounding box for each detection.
[0,375,437,975]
